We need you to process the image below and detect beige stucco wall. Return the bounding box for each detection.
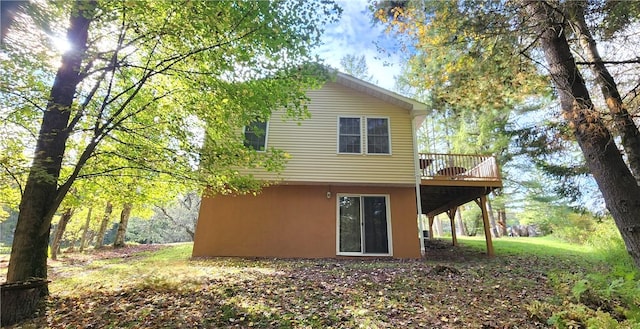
[192,184,421,259]
[245,82,418,185]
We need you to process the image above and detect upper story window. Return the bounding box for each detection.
[338,117,361,153]
[244,120,268,151]
[338,117,390,154]
[367,118,390,154]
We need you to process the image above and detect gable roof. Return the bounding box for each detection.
[334,72,429,119]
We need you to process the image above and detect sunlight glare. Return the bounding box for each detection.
[50,35,71,54]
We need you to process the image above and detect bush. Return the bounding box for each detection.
[551,212,595,244]
[545,219,640,327]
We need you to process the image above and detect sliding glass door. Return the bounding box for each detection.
[338,195,390,255]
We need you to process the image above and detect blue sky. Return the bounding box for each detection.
[317,0,403,90]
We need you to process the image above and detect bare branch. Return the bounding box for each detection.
[67,70,107,134]
[1,162,24,196]
[623,81,640,102]
[575,58,640,66]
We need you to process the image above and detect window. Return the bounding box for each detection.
[367,118,390,154]
[338,117,361,153]
[338,117,390,154]
[244,121,268,151]
[337,195,391,255]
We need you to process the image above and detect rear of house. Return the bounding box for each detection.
[192,73,428,258]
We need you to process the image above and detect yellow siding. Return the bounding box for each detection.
[248,82,417,185]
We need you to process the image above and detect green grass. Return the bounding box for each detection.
[453,236,640,328]
[459,235,596,258]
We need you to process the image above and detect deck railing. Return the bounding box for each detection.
[418,153,501,181]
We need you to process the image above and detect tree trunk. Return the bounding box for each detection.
[569,2,640,185]
[50,208,74,260]
[7,1,94,284]
[491,190,508,236]
[497,209,508,236]
[486,198,500,237]
[95,202,113,249]
[113,203,133,248]
[79,207,92,252]
[434,214,443,237]
[455,208,467,236]
[527,0,640,267]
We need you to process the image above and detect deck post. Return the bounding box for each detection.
[446,207,458,246]
[476,195,495,257]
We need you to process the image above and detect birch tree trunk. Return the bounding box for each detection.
[455,209,467,236]
[434,215,443,237]
[486,198,500,238]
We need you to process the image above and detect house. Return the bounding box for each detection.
[192,73,502,259]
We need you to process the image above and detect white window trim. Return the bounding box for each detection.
[336,116,362,154]
[243,120,269,153]
[335,193,393,257]
[365,116,392,155]
[336,116,392,155]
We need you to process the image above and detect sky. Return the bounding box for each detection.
[316,0,404,90]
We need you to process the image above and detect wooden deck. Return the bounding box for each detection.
[419,153,502,216]
[418,153,503,256]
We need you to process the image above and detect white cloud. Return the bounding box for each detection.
[317,0,403,90]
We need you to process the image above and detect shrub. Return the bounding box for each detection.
[546,219,640,327]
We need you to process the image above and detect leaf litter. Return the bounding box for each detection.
[4,242,561,328]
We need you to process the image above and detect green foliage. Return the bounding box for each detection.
[1,0,343,225]
[543,237,640,327]
[491,232,640,327]
[460,206,481,236]
[0,209,17,245]
[547,303,621,329]
[339,54,376,83]
[516,190,602,243]
[126,193,199,244]
[551,212,596,244]
[0,243,10,254]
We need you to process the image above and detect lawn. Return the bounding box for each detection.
[1,237,633,328]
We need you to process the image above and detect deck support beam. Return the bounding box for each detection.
[446,207,458,246]
[475,195,494,257]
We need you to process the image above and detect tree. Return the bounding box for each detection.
[373,0,640,266]
[79,207,92,251]
[50,207,74,260]
[155,192,200,241]
[524,0,640,266]
[566,1,640,184]
[126,192,200,244]
[374,0,549,239]
[113,203,132,248]
[94,201,113,249]
[6,0,96,284]
[340,54,376,83]
[3,0,341,304]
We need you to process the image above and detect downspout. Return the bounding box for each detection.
[412,116,425,256]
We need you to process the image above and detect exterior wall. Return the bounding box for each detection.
[193,184,421,259]
[245,82,417,185]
